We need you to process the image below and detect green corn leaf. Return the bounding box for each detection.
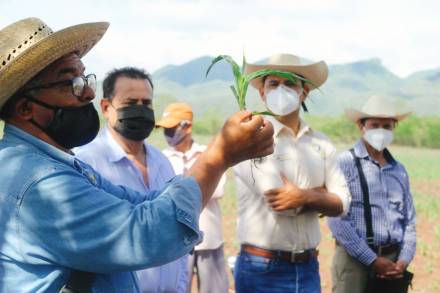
[246,69,296,84]
[229,85,241,108]
[241,54,247,74]
[206,55,241,82]
[246,69,320,91]
[237,78,247,109]
[240,81,249,108]
[252,110,277,116]
[205,55,224,78]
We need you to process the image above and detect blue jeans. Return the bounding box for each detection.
[234,250,321,293]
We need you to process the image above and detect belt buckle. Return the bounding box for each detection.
[290,250,305,263]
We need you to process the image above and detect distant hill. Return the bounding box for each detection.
[147,56,440,117]
[154,56,234,86]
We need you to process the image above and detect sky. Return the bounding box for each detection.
[1,0,439,79]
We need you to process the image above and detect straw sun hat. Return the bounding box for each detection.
[244,53,329,90]
[345,95,412,123]
[0,17,109,110]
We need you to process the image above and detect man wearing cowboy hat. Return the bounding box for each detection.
[233,53,351,292]
[328,95,416,293]
[0,18,274,292]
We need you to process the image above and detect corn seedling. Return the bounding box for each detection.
[205,54,315,115]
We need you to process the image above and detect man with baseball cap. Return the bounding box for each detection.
[328,95,416,293]
[0,18,274,292]
[233,53,351,292]
[157,103,229,293]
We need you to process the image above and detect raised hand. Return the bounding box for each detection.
[188,111,274,207]
[213,110,274,168]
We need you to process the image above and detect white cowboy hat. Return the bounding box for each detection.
[244,53,328,90]
[345,95,412,123]
[0,17,109,110]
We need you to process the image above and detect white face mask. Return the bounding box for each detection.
[363,128,394,151]
[264,85,300,116]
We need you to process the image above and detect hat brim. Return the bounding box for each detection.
[345,108,412,123]
[155,117,181,128]
[0,21,109,110]
[245,60,328,90]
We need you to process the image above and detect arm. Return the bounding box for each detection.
[398,171,417,264]
[21,169,202,274]
[188,111,274,208]
[264,175,343,216]
[327,215,378,266]
[264,144,350,217]
[303,188,344,216]
[211,174,226,199]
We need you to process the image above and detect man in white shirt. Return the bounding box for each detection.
[233,53,351,293]
[75,67,188,293]
[157,103,229,293]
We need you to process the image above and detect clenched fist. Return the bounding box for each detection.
[188,111,274,207]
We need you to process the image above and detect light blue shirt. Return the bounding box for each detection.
[0,124,202,293]
[75,126,189,293]
[328,139,416,266]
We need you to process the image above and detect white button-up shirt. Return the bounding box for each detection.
[233,116,350,252]
[164,142,226,250]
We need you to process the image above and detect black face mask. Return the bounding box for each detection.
[27,97,100,149]
[113,104,155,141]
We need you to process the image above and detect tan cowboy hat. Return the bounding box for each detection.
[0,17,109,110]
[345,95,412,123]
[245,53,328,90]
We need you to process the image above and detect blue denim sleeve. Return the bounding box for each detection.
[18,165,202,274]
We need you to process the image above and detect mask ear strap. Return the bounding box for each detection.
[301,102,308,112]
[25,95,58,110]
[21,95,56,132]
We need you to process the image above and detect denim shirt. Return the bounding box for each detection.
[0,124,202,293]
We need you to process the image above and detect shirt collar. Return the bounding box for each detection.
[265,115,312,138]
[165,141,205,158]
[102,125,153,164]
[3,123,77,167]
[102,126,128,163]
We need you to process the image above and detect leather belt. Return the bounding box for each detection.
[241,244,318,263]
[335,240,400,255]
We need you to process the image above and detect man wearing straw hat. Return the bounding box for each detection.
[0,18,274,292]
[233,53,351,292]
[328,95,416,293]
